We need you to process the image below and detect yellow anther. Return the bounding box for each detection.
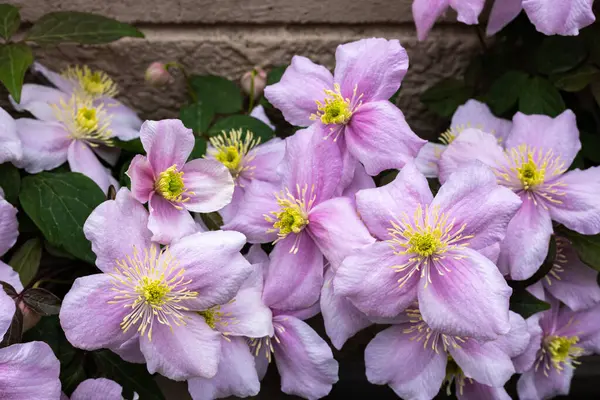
[155,165,193,203]
[51,95,113,146]
[62,65,119,99]
[311,83,361,126]
[546,335,582,371]
[209,129,260,181]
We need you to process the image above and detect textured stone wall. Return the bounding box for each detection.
[7,0,479,138]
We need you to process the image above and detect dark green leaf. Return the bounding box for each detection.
[61,357,87,396]
[266,66,287,86]
[485,70,529,115]
[23,316,76,365]
[510,288,551,319]
[113,138,145,154]
[591,81,600,109]
[21,288,61,316]
[0,43,33,103]
[0,4,20,40]
[180,101,214,134]
[189,75,243,114]
[44,241,76,260]
[8,238,42,287]
[0,163,20,205]
[420,79,472,118]
[518,76,565,117]
[26,11,144,44]
[0,306,22,347]
[561,229,600,271]
[388,88,401,105]
[208,115,275,142]
[552,64,600,92]
[0,281,17,298]
[199,212,223,231]
[535,36,587,75]
[119,158,132,189]
[19,172,105,263]
[93,350,165,400]
[378,170,398,187]
[188,138,207,160]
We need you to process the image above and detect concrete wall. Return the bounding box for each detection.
[10,0,479,137]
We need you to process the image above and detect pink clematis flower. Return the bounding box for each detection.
[335,162,522,340]
[365,308,529,400]
[127,119,234,244]
[60,188,253,381]
[0,106,22,165]
[439,110,600,280]
[487,0,595,36]
[65,378,137,400]
[412,0,486,41]
[415,99,512,178]
[514,295,600,400]
[265,38,426,182]
[222,126,374,310]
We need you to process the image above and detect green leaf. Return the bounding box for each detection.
[510,288,551,319]
[485,70,529,115]
[0,4,20,40]
[93,350,165,400]
[591,81,600,109]
[208,115,275,142]
[188,138,207,160]
[0,43,33,103]
[0,163,21,205]
[21,288,61,316]
[19,172,105,263]
[180,101,214,134]
[189,75,243,114]
[266,65,287,86]
[112,138,145,154]
[535,36,587,75]
[561,229,600,271]
[388,88,401,105]
[26,11,144,44]
[420,79,472,118]
[199,212,223,231]
[23,316,76,365]
[552,64,600,92]
[581,131,600,163]
[60,358,87,396]
[518,76,566,117]
[8,238,42,287]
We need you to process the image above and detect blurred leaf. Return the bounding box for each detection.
[44,241,76,260]
[26,11,144,44]
[0,163,21,205]
[0,4,20,40]
[188,138,207,160]
[266,65,287,86]
[388,88,401,105]
[0,43,33,103]
[199,212,223,231]
[113,138,144,154]
[485,70,529,115]
[552,64,600,92]
[420,78,472,118]
[189,75,243,114]
[8,238,42,287]
[22,288,61,316]
[590,81,600,109]
[119,158,132,189]
[0,306,22,347]
[561,229,600,271]
[510,289,550,319]
[464,56,483,89]
[19,172,105,263]
[535,36,587,75]
[23,316,75,365]
[518,76,565,117]
[208,115,275,142]
[581,131,600,163]
[0,281,17,298]
[93,350,165,400]
[378,170,398,187]
[180,101,214,134]
[61,357,87,396]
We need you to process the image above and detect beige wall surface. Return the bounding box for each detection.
[8,0,479,137]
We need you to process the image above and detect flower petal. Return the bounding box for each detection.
[140,313,221,380]
[365,325,447,400]
[32,62,75,94]
[60,274,134,349]
[498,194,553,280]
[264,56,333,127]
[249,104,275,130]
[340,161,375,203]
[491,311,531,358]
[307,196,375,270]
[555,304,600,353]
[127,155,156,204]
[450,0,486,24]
[344,101,426,176]
[273,315,339,399]
[448,339,515,387]
[109,336,145,364]
[414,142,445,178]
[487,0,523,35]
[0,261,23,294]
[321,268,371,350]
[0,107,21,164]
[139,120,194,174]
[458,381,511,400]
[451,99,513,142]
[523,0,595,36]
[0,196,18,258]
[67,141,113,193]
[546,166,600,235]
[412,0,451,41]
[101,99,143,131]
[83,188,152,273]
[71,378,123,400]
[187,337,260,400]
[181,159,234,213]
[431,161,522,252]
[513,315,543,373]
[262,232,323,311]
[0,341,61,400]
[334,242,418,318]
[14,119,70,173]
[356,161,432,241]
[419,247,512,340]
[148,194,197,245]
[517,363,573,400]
[0,287,15,341]
[168,230,252,311]
[91,144,120,167]
[505,110,581,169]
[11,84,68,121]
[243,137,285,184]
[334,38,409,103]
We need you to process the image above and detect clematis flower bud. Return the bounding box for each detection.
[145,62,172,86]
[240,67,267,99]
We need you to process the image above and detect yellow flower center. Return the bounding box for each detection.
[137,277,171,306]
[62,65,119,99]
[52,95,113,146]
[408,232,442,257]
[209,129,260,181]
[198,307,221,330]
[546,335,582,370]
[439,128,458,145]
[75,107,99,132]
[155,165,192,203]
[516,155,545,190]
[311,83,362,126]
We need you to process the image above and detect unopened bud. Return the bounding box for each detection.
[145,62,172,86]
[241,67,267,99]
[18,302,41,332]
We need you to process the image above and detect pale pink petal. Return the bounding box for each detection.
[68,141,113,193]
[448,339,515,387]
[412,0,451,40]
[148,194,197,245]
[0,287,15,341]
[459,382,511,400]
[513,315,543,373]
[0,107,21,164]
[14,119,70,173]
[101,99,143,130]
[492,311,531,358]
[242,137,285,184]
[109,336,145,364]
[487,0,524,35]
[451,99,513,142]
[344,101,426,175]
[0,196,18,257]
[32,62,75,94]
[340,161,375,202]
[139,120,194,174]
[219,186,244,225]
[450,0,486,24]
[523,0,595,36]
[245,244,269,265]
[127,155,156,204]
[71,378,123,400]
[181,159,234,213]
[249,104,275,130]
[0,261,23,293]
[264,56,333,127]
[414,142,445,178]
[91,144,120,167]
[517,363,573,400]
[10,84,68,121]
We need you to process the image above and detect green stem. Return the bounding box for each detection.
[248,69,257,113]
